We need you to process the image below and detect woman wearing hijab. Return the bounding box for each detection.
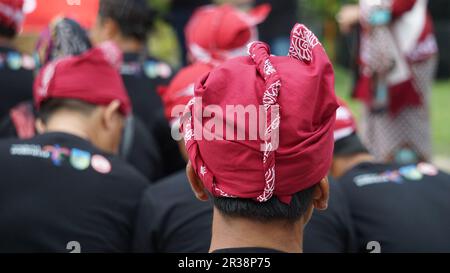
[0,17,92,139]
[337,0,438,163]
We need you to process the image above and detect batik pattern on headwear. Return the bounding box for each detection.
[181,87,237,200]
[247,41,281,202]
[288,24,320,63]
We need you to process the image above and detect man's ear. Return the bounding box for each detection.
[102,17,120,40]
[186,161,209,201]
[312,177,330,210]
[102,100,122,130]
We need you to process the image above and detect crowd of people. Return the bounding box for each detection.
[0,0,448,253]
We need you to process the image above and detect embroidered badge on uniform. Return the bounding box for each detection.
[399,165,423,181]
[6,52,22,70]
[70,148,91,171]
[91,154,112,174]
[43,145,71,166]
[417,162,439,176]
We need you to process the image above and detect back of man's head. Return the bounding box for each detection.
[33,44,131,154]
[93,0,156,43]
[182,24,338,224]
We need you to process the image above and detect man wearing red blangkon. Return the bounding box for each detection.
[0,45,149,252]
[181,24,339,253]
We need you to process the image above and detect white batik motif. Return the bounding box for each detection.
[264,59,276,77]
[288,24,320,63]
[182,97,196,143]
[257,166,276,202]
[248,42,282,203]
[263,80,281,110]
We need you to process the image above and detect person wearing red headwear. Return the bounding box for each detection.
[161,3,270,160]
[0,0,34,121]
[0,45,150,252]
[91,0,185,179]
[337,0,438,164]
[181,24,338,253]
[305,98,450,253]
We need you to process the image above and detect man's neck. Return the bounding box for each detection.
[209,208,304,253]
[332,153,375,179]
[44,114,91,141]
[116,38,144,54]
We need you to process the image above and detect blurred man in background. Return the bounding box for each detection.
[0,0,34,120]
[306,99,450,253]
[0,45,149,252]
[91,0,184,180]
[0,16,161,181]
[161,3,270,134]
[337,0,439,164]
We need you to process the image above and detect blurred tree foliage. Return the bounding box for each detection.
[148,0,171,13]
[299,0,357,61]
[305,0,357,19]
[146,0,180,67]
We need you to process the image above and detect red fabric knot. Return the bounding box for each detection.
[248,41,281,202]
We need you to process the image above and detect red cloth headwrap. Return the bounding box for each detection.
[33,44,131,116]
[185,4,270,65]
[182,24,338,204]
[334,98,357,142]
[0,0,24,31]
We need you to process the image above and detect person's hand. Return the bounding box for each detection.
[336,4,360,34]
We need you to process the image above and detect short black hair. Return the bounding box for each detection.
[38,99,97,125]
[213,185,317,223]
[334,133,369,157]
[0,24,17,39]
[98,0,156,42]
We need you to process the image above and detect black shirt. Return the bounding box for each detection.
[120,116,162,181]
[133,170,212,253]
[211,248,285,253]
[0,46,34,120]
[0,132,149,253]
[0,103,162,182]
[339,162,450,253]
[172,0,210,9]
[121,53,184,179]
[304,179,357,253]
